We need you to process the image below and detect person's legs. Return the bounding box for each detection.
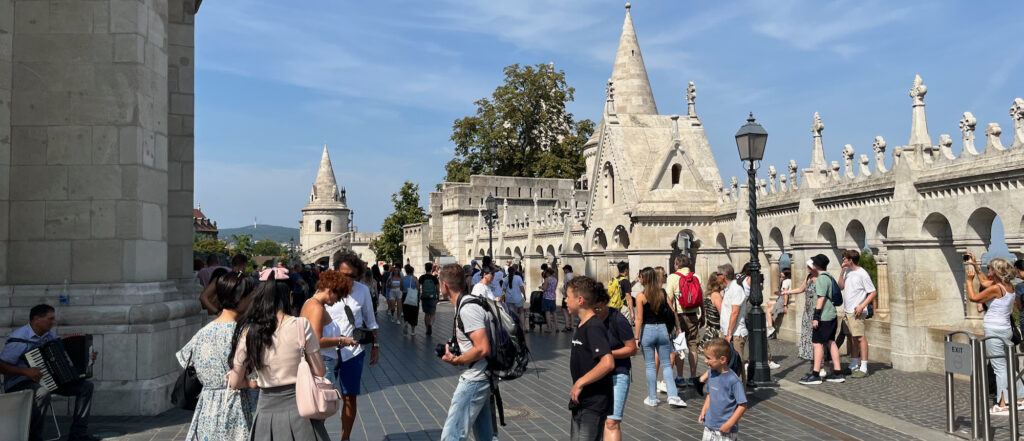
[829,340,842,371]
[641,327,658,401]
[441,379,475,440]
[571,408,605,441]
[468,382,494,441]
[342,395,357,440]
[338,352,365,439]
[605,373,628,441]
[812,342,824,372]
[656,334,680,399]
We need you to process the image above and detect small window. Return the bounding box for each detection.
[671,164,682,186]
[325,220,332,232]
[315,220,322,232]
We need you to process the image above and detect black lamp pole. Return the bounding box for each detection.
[735,113,774,387]
[486,195,496,258]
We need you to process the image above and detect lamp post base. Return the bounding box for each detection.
[746,303,776,388]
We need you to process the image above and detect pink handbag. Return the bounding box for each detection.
[294,317,341,419]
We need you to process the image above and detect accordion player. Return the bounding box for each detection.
[0,304,99,441]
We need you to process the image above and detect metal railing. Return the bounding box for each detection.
[946,331,1022,440]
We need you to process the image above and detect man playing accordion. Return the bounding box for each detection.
[0,304,98,441]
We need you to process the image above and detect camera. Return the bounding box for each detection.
[435,338,461,358]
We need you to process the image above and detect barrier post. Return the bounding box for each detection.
[971,338,982,440]
[979,337,991,441]
[1009,342,1020,441]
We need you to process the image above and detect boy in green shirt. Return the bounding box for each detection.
[798,254,845,385]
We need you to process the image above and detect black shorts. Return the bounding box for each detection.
[812,319,837,344]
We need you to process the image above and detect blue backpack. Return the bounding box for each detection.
[821,273,844,308]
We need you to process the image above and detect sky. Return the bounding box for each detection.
[194,0,1024,239]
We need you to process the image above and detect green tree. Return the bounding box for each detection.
[370,182,428,264]
[253,239,284,257]
[231,234,254,259]
[860,248,879,288]
[193,238,228,255]
[444,63,595,183]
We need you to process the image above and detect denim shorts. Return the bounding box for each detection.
[608,373,630,421]
[542,298,557,312]
[506,300,523,310]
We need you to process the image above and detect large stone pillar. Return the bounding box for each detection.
[166,0,195,280]
[1,0,201,415]
[767,253,780,297]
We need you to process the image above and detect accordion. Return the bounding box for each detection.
[24,335,93,392]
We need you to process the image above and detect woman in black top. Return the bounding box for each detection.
[633,267,686,408]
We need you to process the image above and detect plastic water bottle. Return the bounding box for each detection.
[59,279,69,305]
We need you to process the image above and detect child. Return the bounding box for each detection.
[566,276,615,441]
[699,338,748,440]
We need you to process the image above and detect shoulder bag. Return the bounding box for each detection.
[344,304,376,344]
[170,350,202,410]
[294,318,341,419]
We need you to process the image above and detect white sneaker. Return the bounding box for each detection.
[643,397,659,407]
[768,361,781,369]
[767,326,776,337]
[657,380,667,394]
[667,397,687,408]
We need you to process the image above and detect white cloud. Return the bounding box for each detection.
[748,0,912,57]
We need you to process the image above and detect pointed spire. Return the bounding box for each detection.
[312,144,345,206]
[610,3,658,115]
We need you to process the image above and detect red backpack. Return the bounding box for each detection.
[676,272,703,309]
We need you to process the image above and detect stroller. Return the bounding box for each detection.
[528,290,546,331]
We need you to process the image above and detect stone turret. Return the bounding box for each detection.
[301,145,352,251]
[610,3,658,115]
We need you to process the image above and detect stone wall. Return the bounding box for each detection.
[1,0,201,415]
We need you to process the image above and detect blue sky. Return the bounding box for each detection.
[194,0,1024,239]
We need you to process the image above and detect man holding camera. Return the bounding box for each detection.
[438,264,494,441]
[837,249,876,378]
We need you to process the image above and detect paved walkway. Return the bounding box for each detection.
[55,303,974,440]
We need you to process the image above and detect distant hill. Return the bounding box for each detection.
[219,224,300,244]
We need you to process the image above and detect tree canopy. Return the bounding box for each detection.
[370,182,428,265]
[193,237,228,256]
[253,239,285,257]
[443,63,595,183]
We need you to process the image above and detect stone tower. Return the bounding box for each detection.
[300,145,351,252]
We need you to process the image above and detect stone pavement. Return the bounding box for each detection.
[54,303,973,441]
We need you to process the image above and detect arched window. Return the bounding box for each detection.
[671,164,682,186]
[315,220,322,232]
[325,220,332,232]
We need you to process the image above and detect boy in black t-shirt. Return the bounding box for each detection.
[566,276,615,441]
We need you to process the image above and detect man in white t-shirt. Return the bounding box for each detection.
[837,249,877,378]
[717,263,748,384]
[471,266,496,300]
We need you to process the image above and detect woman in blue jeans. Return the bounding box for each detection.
[965,254,1023,414]
[633,267,686,408]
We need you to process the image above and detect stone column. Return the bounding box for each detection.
[874,250,890,321]
[166,0,196,281]
[0,0,12,284]
[2,0,201,415]
[767,254,780,298]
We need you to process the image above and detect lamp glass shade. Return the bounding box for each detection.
[485,195,497,212]
[735,113,768,162]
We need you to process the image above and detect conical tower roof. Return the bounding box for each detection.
[307,144,347,208]
[610,3,658,115]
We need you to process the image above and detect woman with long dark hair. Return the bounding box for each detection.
[228,274,330,440]
[177,272,257,441]
[634,267,685,408]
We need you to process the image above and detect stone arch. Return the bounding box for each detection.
[876,217,889,240]
[612,225,630,249]
[716,232,731,263]
[514,246,523,260]
[315,256,330,268]
[573,243,583,254]
[818,222,840,263]
[921,212,968,316]
[966,207,998,249]
[844,219,867,251]
[315,220,322,232]
[768,227,785,253]
[478,248,486,257]
[670,230,697,269]
[546,245,557,260]
[593,229,608,251]
[325,220,332,232]
[536,245,544,256]
[671,164,682,186]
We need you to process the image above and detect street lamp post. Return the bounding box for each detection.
[485,195,497,258]
[734,113,774,387]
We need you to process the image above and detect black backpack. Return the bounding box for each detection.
[456,295,531,426]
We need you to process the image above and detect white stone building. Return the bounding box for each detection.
[403,4,1024,374]
[298,146,379,267]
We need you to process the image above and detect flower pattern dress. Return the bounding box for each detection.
[799,277,817,361]
[698,292,722,351]
[176,321,254,441]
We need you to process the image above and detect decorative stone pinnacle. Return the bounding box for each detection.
[872,136,888,173]
[960,111,978,155]
[1011,98,1024,148]
[810,112,827,170]
[686,81,697,116]
[812,112,824,137]
[909,74,927,105]
[625,2,631,10]
[858,154,872,177]
[938,134,954,159]
[842,144,855,178]
[986,123,1006,151]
